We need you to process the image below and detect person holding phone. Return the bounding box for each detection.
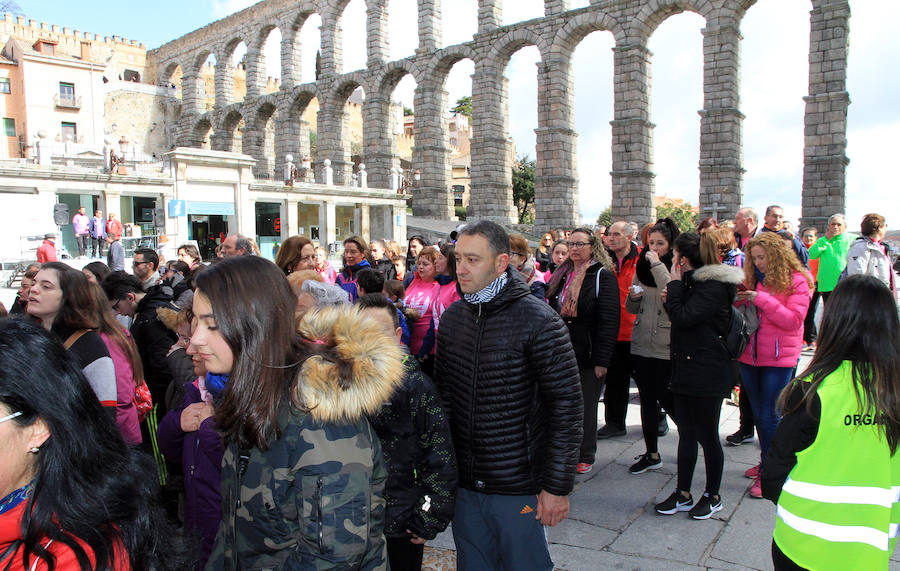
[655,232,744,519]
[736,232,813,499]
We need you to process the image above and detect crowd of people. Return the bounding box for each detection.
[0,206,898,570]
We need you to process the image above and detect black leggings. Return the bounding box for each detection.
[631,355,672,454]
[579,366,604,464]
[671,393,724,496]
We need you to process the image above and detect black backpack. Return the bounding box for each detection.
[720,305,751,359]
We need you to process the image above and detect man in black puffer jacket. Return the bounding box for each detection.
[434,221,582,571]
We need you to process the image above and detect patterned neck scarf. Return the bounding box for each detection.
[464,272,509,305]
[0,481,33,516]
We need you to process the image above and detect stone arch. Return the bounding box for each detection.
[216,107,245,152]
[192,117,214,149]
[375,59,425,97]
[483,27,552,73]
[428,44,479,83]
[216,36,251,105]
[550,10,625,60]
[283,10,321,86]
[630,0,712,43]
[247,100,280,177]
[249,24,284,96]
[318,75,367,185]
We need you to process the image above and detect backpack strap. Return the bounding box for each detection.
[62,329,90,350]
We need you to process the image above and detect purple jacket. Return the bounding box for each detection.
[156,381,223,568]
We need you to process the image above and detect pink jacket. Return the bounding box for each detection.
[99,331,142,446]
[738,270,811,368]
[404,276,441,356]
[432,280,460,334]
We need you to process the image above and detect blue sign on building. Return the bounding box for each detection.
[168,200,186,217]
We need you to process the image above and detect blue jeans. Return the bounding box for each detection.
[738,364,794,459]
[452,488,553,571]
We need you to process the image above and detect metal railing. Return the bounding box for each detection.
[54,94,82,109]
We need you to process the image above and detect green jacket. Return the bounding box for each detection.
[807,232,854,292]
[206,306,406,570]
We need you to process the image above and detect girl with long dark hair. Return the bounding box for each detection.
[0,318,184,570]
[335,235,372,301]
[626,218,679,474]
[26,262,118,424]
[655,232,744,519]
[763,275,900,570]
[196,256,402,568]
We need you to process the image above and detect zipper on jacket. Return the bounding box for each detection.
[189,437,201,480]
[315,477,326,553]
[469,303,486,487]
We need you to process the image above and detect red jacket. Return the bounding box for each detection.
[106,218,123,238]
[0,501,129,570]
[36,239,57,263]
[610,243,639,342]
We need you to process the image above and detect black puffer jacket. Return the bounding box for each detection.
[434,268,583,496]
[664,264,744,398]
[546,260,620,369]
[131,285,178,416]
[369,354,456,540]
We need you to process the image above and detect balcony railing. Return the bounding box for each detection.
[54,94,82,109]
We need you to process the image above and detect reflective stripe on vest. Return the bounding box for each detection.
[782,479,900,508]
[777,504,898,552]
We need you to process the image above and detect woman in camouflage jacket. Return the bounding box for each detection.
[191,256,405,570]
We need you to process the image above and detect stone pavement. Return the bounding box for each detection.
[421,360,900,570]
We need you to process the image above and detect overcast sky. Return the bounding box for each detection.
[24,0,900,228]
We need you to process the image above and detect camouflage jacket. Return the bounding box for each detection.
[206,306,406,570]
[369,354,457,540]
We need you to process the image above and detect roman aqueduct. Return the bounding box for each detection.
[149,0,851,230]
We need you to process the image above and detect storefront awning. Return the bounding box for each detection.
[186,201,235,216]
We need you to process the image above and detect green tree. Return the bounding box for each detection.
[512,154,536,224]
[451,95,472,118]
[403,106,414,116]
[315,50,322,80]
[596,207,612,228]
[656,201,698,233]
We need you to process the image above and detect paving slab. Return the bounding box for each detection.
[709,493,776,571]
[551,544,702,571]
[569,461,670,531]
[609,506,726,566]
[547,517,618,551]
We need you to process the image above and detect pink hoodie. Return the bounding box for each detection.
[432,280,460,334]
[404,276,441,356]
[738,270,811,368]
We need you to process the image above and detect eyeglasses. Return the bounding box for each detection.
[132,260,150,267]
[0,410,22,424]
[112,298,123,311]
[566,241,591,248]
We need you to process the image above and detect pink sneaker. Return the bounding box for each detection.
[749,476,763,499]
[576,463,593,474]
[744,464,760,479]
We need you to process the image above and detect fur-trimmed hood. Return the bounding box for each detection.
[691,263,745,284]
[294,305,404,423]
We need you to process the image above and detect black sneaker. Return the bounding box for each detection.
[725,429,754,446]
[657,416,669,437]
[689,492,723,520]
[629,453,663,474]
[655,490,693,515]
[596,425,626,439]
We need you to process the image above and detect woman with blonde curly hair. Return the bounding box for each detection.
[736,232,812,498]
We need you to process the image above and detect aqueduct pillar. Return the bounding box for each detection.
[800,0,850,232]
